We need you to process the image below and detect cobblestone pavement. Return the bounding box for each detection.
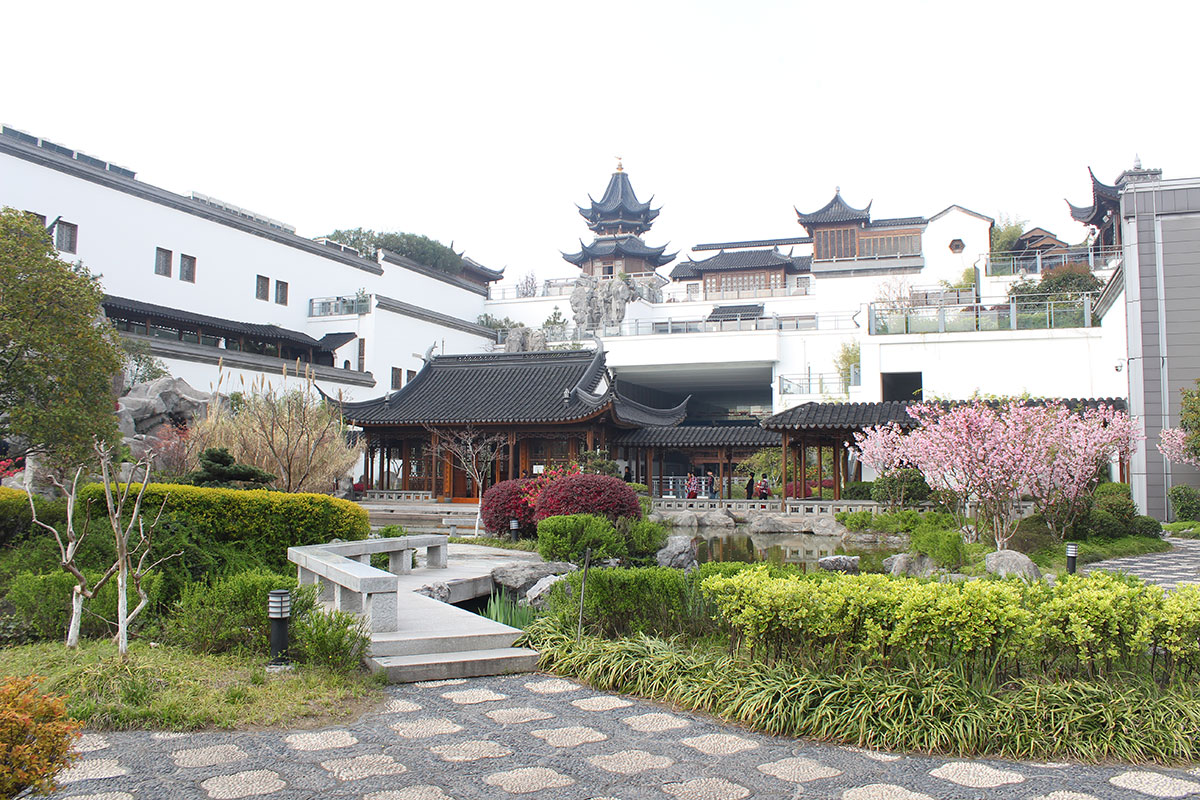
[1084,537,1200,589]
[52,673,1200,800]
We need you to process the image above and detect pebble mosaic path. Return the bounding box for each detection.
[50,673,1200,800]
[1084,537,1200,589]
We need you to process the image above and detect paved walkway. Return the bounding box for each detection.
[52,673,1200,800]
[1084,537,1200,589]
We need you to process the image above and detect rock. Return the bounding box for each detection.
[656,535,698,571]
[746,514,809,534]
[882,554,901,574]
[984,549,1042,581]
[524,574,566,609]
[662,511,699,529]
[491,561,576,596]
[886,552,938,579]
[698,509,735,528]
[415,582,450,603]
[122,377,213,430]
[818,555,860,574]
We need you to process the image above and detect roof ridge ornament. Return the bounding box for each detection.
[615,156,623,173]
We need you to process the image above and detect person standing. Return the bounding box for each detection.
[745,472,755,499]
[706,470,718,499]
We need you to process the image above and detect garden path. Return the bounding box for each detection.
[1083,537,1200,589]
[51,672,1200,800]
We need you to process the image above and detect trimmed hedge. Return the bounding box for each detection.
[1094,482,1136,525]
[547,567,700,637]
[533,474,641,523]
[76,484,368,570]
[0,486,67,548]
[1170,485,1200,522]
[841,481,874,500]
[480,479,534,536]
[537,514,624,562]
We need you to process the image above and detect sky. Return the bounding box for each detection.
[6,1,1198,286]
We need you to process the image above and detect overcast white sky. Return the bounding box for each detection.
[6,1,1197,284]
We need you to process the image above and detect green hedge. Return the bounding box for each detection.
[77,484,368,570]
[0,486,67,548]
[162,569,315,655]
[1170,485,1200,522]
[701,567,1200,684]
[7,570,164,642]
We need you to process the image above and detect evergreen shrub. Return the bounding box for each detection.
[1169,485,1200,522]
[291,609,369,674]
[909,526,966,568]
[841,481,874,500]
[547,567,699,637]
[536,514,624,562]
[1132,515,1164,538]
[7,570,163,641]
[0,486,67,548]
[870,468,930,508]
[533,473,641,522]
[480,479,534,535]
[163,569,316,655]
[1094,482,1136,525]
[617,517,668,556]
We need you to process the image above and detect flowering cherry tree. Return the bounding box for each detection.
[1159,426,1200,468]
[850,422,912,474]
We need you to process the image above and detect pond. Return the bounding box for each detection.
[693,526,893,571]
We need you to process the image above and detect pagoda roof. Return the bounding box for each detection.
[669,249,811,280]
[1066,167,1121,226]
[578,170,661,234]
[335,348,688,427]
[103,295,334,352]
[762,398,1128,433]
[868,216,927,229]
[707,304,764,322]
[563,236,677,268]
[611,424,781,448]
[796,190,872,229]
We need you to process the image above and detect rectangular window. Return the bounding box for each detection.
[357,339,366,372]
[274,280,288,305]
[391,367,403,390]
[54,221,78,253]
[180,254,196,283]
[155,247,172,277]
[255,275,269,300]
[406,369,416,382]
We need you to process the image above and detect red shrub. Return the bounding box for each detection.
[534,473,641,522]
[0,676,79,798]
[481,479,535,535]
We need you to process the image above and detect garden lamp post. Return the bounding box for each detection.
[268,589,292,664]
[509,518,520,542]
[1066,542,1078,574]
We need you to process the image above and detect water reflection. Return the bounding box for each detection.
[695,526,845,572]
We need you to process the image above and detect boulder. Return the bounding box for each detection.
[984,549,1042,582]
[524,574,566,609]
[656,535,698,571]
[886,552,938,579]
[661,511,699,529]
[698,509,735,528]
[491,561,576,596]
[818,555,860,574]
[415,582,451,603]
[746,514,809,534]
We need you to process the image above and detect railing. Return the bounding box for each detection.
[779,369,858,396]
[488,273,663,301]
[983,246,1122,277]
[309,295,371,317]
[362,490,432,502]
[869,293,1097,335]
[288,535,448,634]
[697,285,811,301]
[510,312,858,344]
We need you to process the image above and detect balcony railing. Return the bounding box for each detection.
[868,293,1097,335]
[309,295,371,317]
[507,313,858,344]
[778,368,859,396]
[983,245,1122,277]
[488,273,662,301]
[691,285,812,302]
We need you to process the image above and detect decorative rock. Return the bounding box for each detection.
[663,511,700,528]
[656,535,698,570]
[818,555,860,574]
[523,574,565,609]
[491,562,576,596]
[984,549,1042,581]
[415,582,451,603]
[747,514,808,534]
[887,552,938,579]
[699,509,736,528]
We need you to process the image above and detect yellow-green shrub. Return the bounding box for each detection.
[0,676,78,798]
[77,484,368,570]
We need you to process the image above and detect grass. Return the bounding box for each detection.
[449,536,538,551]
[1163,521,1200,538]
[0,640,384,730]
[1030,535,1173,573]
[481,591,538,630]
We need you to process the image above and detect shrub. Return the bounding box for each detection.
[618,518,668,556]
[835,509,931,534]
[547,567,702,637]
[1094,482,1136,525]
[0,487,67,548]
[1132,515,1164,538]
[841,481,874,500]
[163,569,316,655]
[7,570,163,642]
[1010,513,1055,554]
[77,483,368,571]
[537,514,624,562]
[480,479,534,536]
[1076,508,1124,541]
[1169,485,1200,522]
[870,468,930,508]
[533,473,641,523]
[0,676,79,798]
[910,526,966,568]
[291,609,369,674]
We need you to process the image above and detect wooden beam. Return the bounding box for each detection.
[401,439,410,491]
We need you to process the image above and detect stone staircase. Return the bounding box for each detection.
[361,501,481,534]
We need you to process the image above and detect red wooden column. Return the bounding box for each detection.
[647,447,656,497]
[401,439,410,491]
[780,431,789,511]
[798,437,807,498]
[832,440,842,500]
[430,432,440,498]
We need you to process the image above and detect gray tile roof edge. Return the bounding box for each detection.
[374,294,498,340]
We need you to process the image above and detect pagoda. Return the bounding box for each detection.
[1066,159,1161,247]
[563,161,676,277]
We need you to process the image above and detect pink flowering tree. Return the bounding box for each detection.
[1159,426,1200,469]
[850,422,912,475]
[1158,379,1200,469]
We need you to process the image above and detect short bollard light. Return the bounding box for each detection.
[268,589,291,664]
[1066,542,1078,575]
[509,518,520,542]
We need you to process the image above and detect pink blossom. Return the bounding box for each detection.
[1159,427,1200,469]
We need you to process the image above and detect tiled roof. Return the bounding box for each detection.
[577,170,660,234]
[563,236,676,268]
[707,304,764,322]
[763,398,1129,431]
[103,295,329,350]
[796,191,872,227]
[867,216,927,228]
[318,332,358,351]
[337,348,688,427]
[668,249,811,279]
[692,236,812,251]
[612,425,781,448]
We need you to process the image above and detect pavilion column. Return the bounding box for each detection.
[379,444,387,490]
[568,436,579,463]
[780,431,789,512]
[817,445,823,498]
[430,432,439,499]
[798,438,807,499]
[648,447,656,497]
[443,449,453,498]
[401,440,410,491]
[365,439,374,490]
[718,447,725,500]
[586,428,595,452]
[833,442,842,500]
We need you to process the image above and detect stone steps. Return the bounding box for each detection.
[369,627,522,658]
[367,647,540,683]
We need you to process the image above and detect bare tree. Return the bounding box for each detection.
[426,426,507,535]
[515,270,538,298]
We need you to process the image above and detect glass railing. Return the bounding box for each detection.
[983,246,1121,276]
[869,293,1097,335]
[308,295,371,317]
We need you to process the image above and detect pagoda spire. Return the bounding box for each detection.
[563,165,675,274]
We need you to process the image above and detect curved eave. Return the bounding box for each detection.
[612,393,690,428]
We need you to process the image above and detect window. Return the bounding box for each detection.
[357,339,366,372]
[274,280,288,305]
[255,275,269,300]
[154,248,172,277]
[180,254,196,283]
[407,369,417,382]
[391,367,403,390]
[54,221,77,253]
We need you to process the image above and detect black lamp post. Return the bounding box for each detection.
[268,589,291,663]
[509,518,520,542]
[1066,542,1078,575]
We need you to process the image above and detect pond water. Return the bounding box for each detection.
[693,526,890,571]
